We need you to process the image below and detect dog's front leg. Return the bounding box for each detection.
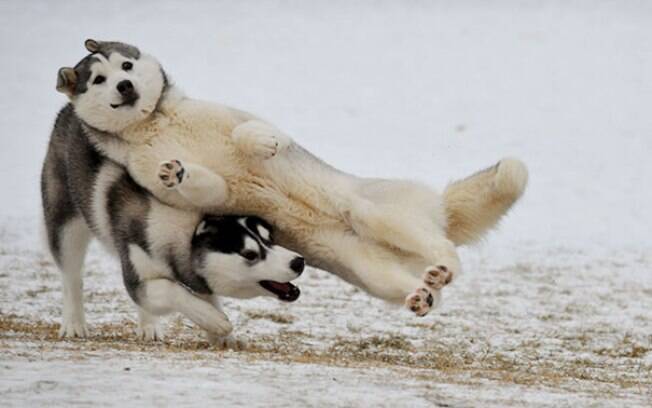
[232,120,291,159]
[202,296,247,350]
[136,279,233,338]
[158,160,229,208]
[136,306,164,341]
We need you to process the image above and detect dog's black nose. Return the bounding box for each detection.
[117,80,134,95]
[290,257,305,275]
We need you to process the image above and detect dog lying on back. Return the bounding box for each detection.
[41,111,305,344]
[56,39,528,317]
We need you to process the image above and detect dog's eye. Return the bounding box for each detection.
[93,75,106,85]
[122,61,133,71]
[241,250,258,261]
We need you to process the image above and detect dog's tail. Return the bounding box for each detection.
[443,158,528,246]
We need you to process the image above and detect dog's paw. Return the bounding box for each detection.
[254,134,283,159]
[242,133,283,159]
[136,323,165,342]
[158,160,186,189]
[423,265,454,290]
[58,320,89,339]
[207,334,247,351]
[405,288,434,317]
[233,122,289,159]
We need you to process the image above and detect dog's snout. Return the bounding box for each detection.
[290,257,305,275]
[117,80,134,95]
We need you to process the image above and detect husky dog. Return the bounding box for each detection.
[56,39,528,317]
[41,110,305,342]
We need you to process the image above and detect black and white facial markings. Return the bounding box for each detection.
[192,216,304,301]
[56,39,167,134]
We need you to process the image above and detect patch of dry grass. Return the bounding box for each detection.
[245,310,295,324]
[1,313,651,395]
[594,333,652,359]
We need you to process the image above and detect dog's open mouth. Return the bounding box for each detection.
[259,280,300,302]
[111,94,140,109]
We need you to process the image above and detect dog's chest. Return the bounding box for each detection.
[131,100,348,234]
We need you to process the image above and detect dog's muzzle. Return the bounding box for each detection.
[111,80,140,109]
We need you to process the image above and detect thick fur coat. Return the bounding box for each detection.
[62,39,528,316]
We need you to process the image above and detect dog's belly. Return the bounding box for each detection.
[161,100,354,233]
[127,98,360,267]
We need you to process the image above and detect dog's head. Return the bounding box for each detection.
[192,216,304,302]
[56,39,166,133]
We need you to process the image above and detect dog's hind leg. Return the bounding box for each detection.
[42,148,92,338]
[345,184,462,286]
[315,230,442,316]
[52,218,92,338]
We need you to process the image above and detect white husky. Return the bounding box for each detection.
[58,39,528,316]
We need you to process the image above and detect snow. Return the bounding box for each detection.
[1,1,651,407]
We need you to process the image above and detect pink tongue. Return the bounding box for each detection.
[260,280,300,302]
[267,281,290,293]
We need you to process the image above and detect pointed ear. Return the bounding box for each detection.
[195,220,217,237]
[56,67,77,97]
[85,38,100,53]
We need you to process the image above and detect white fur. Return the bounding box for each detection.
[198,242,302,299]
[232,120,290,158]
[137,278,232,336]
[127,244,174,282]
[58,218,91,338]
[256,225,270,242]
[136,306,164,341]
[243,236,258,252]
[204,298,247,349]
[73,52,164,134]
[125,244,231,336]
[162,161,229,208]
[144,200,199,263]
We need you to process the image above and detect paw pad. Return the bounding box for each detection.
[424,265,454,290]
[158,160,185,189]
[405,288,434,317]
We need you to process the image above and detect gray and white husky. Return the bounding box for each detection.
[54,39,528,318]
[41,102,305,343]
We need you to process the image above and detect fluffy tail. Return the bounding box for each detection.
[443,158,528,246]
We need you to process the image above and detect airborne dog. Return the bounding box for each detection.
[54,39,528,317]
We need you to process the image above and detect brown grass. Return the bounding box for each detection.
[245,310,295,324]
[1,313,650,394]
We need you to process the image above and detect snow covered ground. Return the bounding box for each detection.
[1,1,651,406]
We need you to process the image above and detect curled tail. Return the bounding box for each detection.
[444,158,528,246]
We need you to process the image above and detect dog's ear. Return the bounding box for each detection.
[85,38,101,53]
[245,216,274,243]
[56,67,77,97]
[195,220,218,237]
